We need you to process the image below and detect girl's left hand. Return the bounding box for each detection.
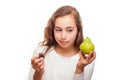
[75,51,96,74]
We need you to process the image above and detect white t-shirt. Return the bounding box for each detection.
[28,46,95,80]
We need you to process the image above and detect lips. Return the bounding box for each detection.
[59,41,68,45]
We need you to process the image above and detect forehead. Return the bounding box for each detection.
[55,15,76,28]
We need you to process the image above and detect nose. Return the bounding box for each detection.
[61,32,66,40]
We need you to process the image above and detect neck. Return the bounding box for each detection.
[54,45,78,57]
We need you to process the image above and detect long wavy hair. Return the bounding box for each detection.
[39,5,84,54]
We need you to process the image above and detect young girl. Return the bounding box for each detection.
[28,5,96,80]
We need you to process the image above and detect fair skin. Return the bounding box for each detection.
[31,56,44,80]
[54,15,96,74]
[31,15,96,80]
[54,15,78,57]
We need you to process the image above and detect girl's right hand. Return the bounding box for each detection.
[31,55,45,74]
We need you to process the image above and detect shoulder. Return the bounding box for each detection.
[34,45,48,52]
[32,45,48,56]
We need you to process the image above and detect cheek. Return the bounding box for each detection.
[54,31,59,40]
[69,32,77,41]
[71,34,77,41]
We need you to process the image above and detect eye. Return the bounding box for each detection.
[67,29,73,32]
[55,28,62,32]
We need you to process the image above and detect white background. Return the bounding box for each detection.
[0,0,120,80]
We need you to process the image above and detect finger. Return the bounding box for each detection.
[39,57,44,61]
[40,61,45,69]
[32,56,44,65]
[32,58,43,69]
[79,51,86,59]
[36,61,43,70]
[86,51,94,61]
[37,60,45,72]
[89,51,96,63]
[31,56,39,65]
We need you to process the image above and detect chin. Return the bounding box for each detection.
[59,44,71,49]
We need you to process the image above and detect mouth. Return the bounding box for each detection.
[59,41,68,45]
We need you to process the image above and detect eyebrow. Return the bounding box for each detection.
[55,26,74,29]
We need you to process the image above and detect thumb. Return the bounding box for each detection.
[79,51,86,59]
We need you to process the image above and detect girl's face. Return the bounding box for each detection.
[54,15,77,49]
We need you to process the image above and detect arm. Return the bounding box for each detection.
[84,60,95,80]
[27,46,46,80]
[32,55,45,80]
[73,51,96,80]
[33,71,43,80]
[27,56,44,80]
[27,66,35,80]
[73,61,95,80]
